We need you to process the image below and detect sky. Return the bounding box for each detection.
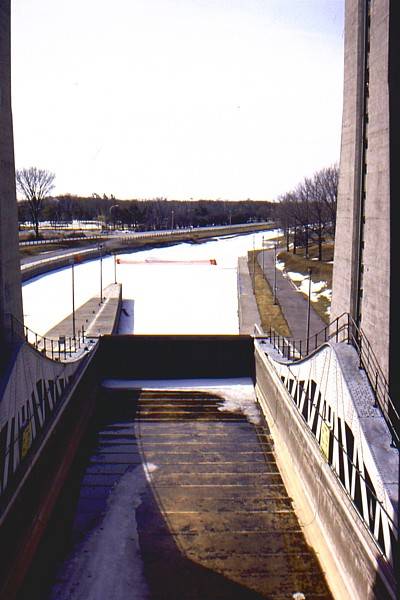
[11,0,344,201]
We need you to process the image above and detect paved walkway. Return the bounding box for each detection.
[257,250,327,341]
[35,284,122,360]
[237,257,261,335]
[237,248,327,340]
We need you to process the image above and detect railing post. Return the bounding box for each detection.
[336,317,339,343]
[347,313,351,344]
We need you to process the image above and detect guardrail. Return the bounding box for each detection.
[20,223,275,278]
[20,247,98,272]
[7,313,91,361]
[255,312,400,449]
[254,337,398,575]
[19,233,110,246]
[19,222,272,247]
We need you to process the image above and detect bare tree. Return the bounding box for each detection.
[16,167,55,237]
[313,164,338,234]
[275,164,338,260]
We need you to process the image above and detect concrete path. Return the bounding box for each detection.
[258,250,326,341]
[237,257,261,335]
[35,283,121,360]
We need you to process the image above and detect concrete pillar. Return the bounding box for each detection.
[331,0,400,403]
[0,0,24,341]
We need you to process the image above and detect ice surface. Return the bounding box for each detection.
[23,230,278,336]
[49,465,152,600]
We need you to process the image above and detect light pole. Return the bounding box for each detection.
[273,242,278,305]
[306,267,312,355]
[98,244,103,304]
[262,236,265,273]
[252,235,255,289]
[70,258,76,339]
[114,252,117,284]
[171,210,174,230]
[110,204,119,230]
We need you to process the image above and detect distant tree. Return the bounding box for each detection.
[274,164,338,260]
[16,167,55,237]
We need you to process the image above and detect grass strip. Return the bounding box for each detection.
[248,250,291,337]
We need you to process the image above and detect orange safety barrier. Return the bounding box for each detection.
[116,257,217,266]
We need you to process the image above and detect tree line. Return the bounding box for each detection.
[273,164,338,260]
[16,164,338,244]
[16,168,274,237]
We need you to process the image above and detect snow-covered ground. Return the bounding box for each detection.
[22,230,279,336]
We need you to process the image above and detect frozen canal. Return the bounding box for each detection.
[22,230,277,336]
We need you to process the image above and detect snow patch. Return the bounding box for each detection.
[49,466,151,600]
[286,271,305,282]
[284,271,332,305]
[143,462,158,482]
[215,385,261,425]
[101,378,261,425]
[102,377,254,390]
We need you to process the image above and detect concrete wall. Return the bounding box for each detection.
[0,347,100,600]
[254,340,397,599]
[359,0,391,386]
[331,0,392,386]
[331,0,366,323]
[97,334,255,381]
[0,2,23,339]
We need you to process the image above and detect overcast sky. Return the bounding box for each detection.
[11,0,344,201]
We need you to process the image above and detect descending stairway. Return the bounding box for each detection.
[47,388,333,600]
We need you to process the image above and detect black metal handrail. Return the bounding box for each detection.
[7,313,91,361]
[255,312,400,449]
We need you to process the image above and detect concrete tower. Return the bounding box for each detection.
[331,0,400,402]
[0,0,23,342]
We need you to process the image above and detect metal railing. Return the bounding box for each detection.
[257,341,398,566]
[255,312,400,449]
[19,222,271,247]
[8,313,91,361]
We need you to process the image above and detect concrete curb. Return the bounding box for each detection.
[237,256,261,335]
